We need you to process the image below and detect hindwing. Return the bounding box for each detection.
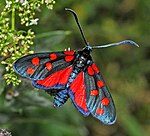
[69,71,90,116]
[32,66,73,90]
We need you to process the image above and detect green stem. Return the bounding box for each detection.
[11,8,17,53]
[11,8,15,31]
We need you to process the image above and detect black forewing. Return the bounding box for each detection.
[84,63,116,124]
[13,51,75,80]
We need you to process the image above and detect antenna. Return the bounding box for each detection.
[65,8,139,49]
[65,8,89,46]
[92,40,139,49]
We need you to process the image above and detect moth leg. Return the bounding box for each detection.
[46,89,61,96]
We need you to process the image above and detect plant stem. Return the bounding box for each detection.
[11,8,15,31]
[11,8,17,53]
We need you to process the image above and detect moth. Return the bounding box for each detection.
[13,8,139,124]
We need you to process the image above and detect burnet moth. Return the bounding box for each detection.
[13,8,139,124]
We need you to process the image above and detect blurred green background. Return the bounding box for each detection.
[0,0,150,136]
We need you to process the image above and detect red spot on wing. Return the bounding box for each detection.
[27,67,34,75]
[36,66,73,87]
[32,57,40,66]
[64,51,74,55]
[87,66,94,76]
[96,108,104,115]
[50,53,57,60]
[92,63,100,73]
[70,72,88,112]
[97,80,104,88]
[101,97,110,106]
[65,56,74,62]
[90,90,99,96]
[46,62,52,71]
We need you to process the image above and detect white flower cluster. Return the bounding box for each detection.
[0,129,12,136]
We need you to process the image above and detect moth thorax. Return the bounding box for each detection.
[76,56,87,68]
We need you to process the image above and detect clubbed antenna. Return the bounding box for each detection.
[65,8,139,49]
[92,40,139,49]
[65,8,89,46]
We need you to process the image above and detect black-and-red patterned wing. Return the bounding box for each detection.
[13,51,75,80]
[69,71,90,116]
[84,63,116,124]
[33,66,73,90]
[13,51,75,90]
